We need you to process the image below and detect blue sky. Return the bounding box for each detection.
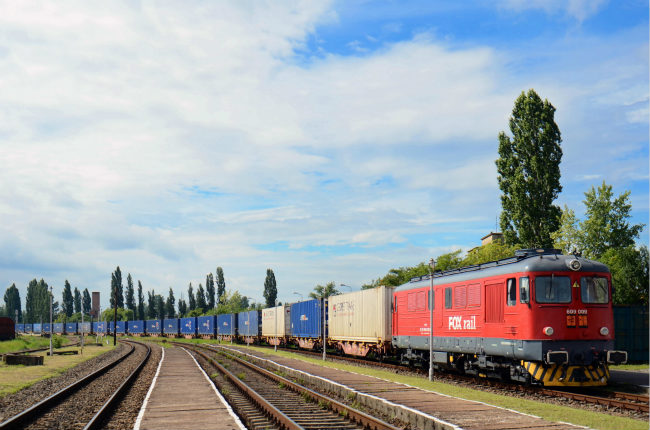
[0,0,647,311]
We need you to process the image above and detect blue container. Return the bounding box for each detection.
[163,318,179,336]
[180,317,197,336]
[108,321,114,333]
[217,314,236,336]
[42,323,51,334]
[95,321,107,334]
[238,310,261,337]
[79,322,91,334]
[53,322,65,334]
[116,321,126,334]
[128,320,144,334]
[66,323,78,334]
[15,323,24,333]
[32,323,42,334]
[146,319,161,335]
[24,324,33,333]
[290,299,323,339]
[197,316,217,336]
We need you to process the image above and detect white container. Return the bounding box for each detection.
[328,286,393,343]
[262,305,290,337]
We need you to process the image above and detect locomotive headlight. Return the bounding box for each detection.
[566,258,581,271]
[600,327,609,336]
[543,326,554,336]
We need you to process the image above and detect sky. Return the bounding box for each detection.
[0,0,647,311]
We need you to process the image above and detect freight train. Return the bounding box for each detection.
[14,249,627,387]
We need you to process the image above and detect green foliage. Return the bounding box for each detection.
[600,245,649,305]
[196,283,207,310]
[3,283,21,322]
[551,205,581,254]
[188,283,196,311]
[62,280,73,318]
[137,281,145,321]
[378,263,430,287]
[462,242,518,266]
[308,282,339,299]
[177,298,187,317]
[166,287,176,318]
[155,294,165,319]
[25,279,50,324]
[579,181,644,259]
[82,288,91,314]
[73,287,81,314]
[110,266,124,309]
[206,273,215,309]
[213,290,250,315]
[187,308,204,317]
[100,307,133,322]
[125,273,136,313]
[496,89,563,248]
[216,267,226,304]
[147,290,156,319]
[263,269,277,307]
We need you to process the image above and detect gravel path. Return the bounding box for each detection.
[101,342,162,429]
[0,343,126,422]
[24,341,150,430]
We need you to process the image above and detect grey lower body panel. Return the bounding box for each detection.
[393,335,615,364]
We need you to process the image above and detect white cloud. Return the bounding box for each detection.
[501,0,609,22]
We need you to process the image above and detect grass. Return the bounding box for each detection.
[0,335,71,354]
[610,363,649,372]
[0,343,116,397]
[240,345,647,430]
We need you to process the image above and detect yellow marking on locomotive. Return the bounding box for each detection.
[523,361,609,387]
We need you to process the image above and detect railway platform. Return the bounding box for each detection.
[220,345,583,430]
[134,347,245,430]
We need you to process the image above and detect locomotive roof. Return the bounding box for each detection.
[396,249,610,291]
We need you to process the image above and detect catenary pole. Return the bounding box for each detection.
[429,258,435,381]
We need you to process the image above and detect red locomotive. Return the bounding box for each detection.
[392,249,627,386]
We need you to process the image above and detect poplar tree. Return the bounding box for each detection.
[216,267,226,304]
[263,269,277,308]
[110,266,124,309]
[188,283,196,311]
[137,281,145,320]
[206,273,215,309]
[196,283,207,310]
[165,287,176,318]
[73,287,81,314]
[62,280,74,317]
[3,283,21,322]
[82,288,91,314]
[496,89,562,248]
[126,273,136,313]
[147,290,156,319]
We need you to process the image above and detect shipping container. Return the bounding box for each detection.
[180,317,197,337]
[163,318,179,336]
[262,305,291,345]
[42,323,51,334]
[32,323,42,334]
[79,322,91,334]
[128,320,144,335]
[290,299,325,349]
[0,317,15,340]
[116,321,126,334]
[66,323,78,334]
[95,321,107,334]
[54,322,65,334]
[238,310,261,338]
[328,286,393,356]
[15,323,24,333]
[217,313,237,338]
[197,315,217,337]
[24,323,33,333]
[614,305,649,363]
[146,319,162,336]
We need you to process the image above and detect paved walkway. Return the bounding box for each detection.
[135,347,245,430]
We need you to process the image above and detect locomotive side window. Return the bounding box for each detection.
[445,287,452,309]
[506,278,516,306]
[519,277,530,304]
[534,276,572,303]
[581,276,609,304]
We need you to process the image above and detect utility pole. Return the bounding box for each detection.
[49,286,53,357]
[429,258,435,382]
[322,296,326,361]
[113,284,117,346]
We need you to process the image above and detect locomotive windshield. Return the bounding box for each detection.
[534,275,572,303]
[580,276,609,304]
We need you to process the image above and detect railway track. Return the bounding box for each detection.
[177,342,402,430]
[254,343,650,415]
[0,340,151,430]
